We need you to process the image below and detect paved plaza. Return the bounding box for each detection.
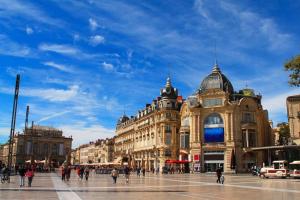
[1,171,300,200]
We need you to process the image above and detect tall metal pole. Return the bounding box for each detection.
[8,74,20,181]
[25,105,29,131]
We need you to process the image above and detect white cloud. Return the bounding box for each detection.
[59,123,115,148]
[38,43,98,59]
[0,0,64,26]
[89,18,98,30]
[37,110,71,123]
[89,35,105,46]
[39,43,79,55]
[0,34,31,57]
[73,33,80,41]
[25,26,34,35]
[262,89,300,122]
[20,85,80,102]
[43,61,74,73]
[102,62,114,71]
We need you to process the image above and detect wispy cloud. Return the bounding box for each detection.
[25,26,34,35]
[39,43,79,55]
[89,18,98,31]
[0,0,64,27]
[59,123,115,148]
[101,62,114,71]
[37,110,71,123]
[0,34,32,57]
[89,35,105,46]
[43,61,74,73]
[262,89,300,123]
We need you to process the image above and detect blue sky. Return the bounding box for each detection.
[0,0,299,147]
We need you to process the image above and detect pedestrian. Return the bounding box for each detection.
[156,167,159,175]
[136,167,140,177]
[61,166,66,181]
[216,168,222,184]
[124,166,130,184]
[220,174,225,184]
[84,167,90,181]
[79,167,84,180]
[66,166,71,181]
[25,168,34,187]
[18,166,26,187]
[142,168,146,176]
[111,168,119,184]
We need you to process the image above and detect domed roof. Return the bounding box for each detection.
[117,114,129,125]
[199,63,234,94]
[160,76,178,99]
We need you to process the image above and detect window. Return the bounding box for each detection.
[242,129,256,147]
[181,117,190,126]
[166,132,171,145]
[180,133,190,148]
[203,98,223,107]
[26,141,32,155]
[165,149,171,157]
[44,143,48,155]
[165,124,171,132]
[52,144,58,155]
[242,112,255,123]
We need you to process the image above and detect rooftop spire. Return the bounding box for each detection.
[212,39,220,73]
[166,76,172,88]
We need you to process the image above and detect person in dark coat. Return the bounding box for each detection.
[18,166,26,187]
[216,168,222,183]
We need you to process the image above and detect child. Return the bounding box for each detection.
[220,175,225,184]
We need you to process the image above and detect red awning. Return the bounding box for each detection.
[165,160,190,164]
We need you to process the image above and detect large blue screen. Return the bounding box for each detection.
[204,128,224,143]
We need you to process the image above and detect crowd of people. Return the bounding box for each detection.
[2,163,227,187]
[0,164,35,187]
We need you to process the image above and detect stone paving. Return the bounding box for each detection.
[1,171,300,200]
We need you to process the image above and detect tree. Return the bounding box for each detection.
[277,122,290,145]
[284,55,300,87]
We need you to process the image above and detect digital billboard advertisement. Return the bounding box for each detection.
[204,127,224,143]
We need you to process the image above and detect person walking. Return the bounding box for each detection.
[142,168,146,176]
[66,166,71,181]
[84,167,90,181]
[79,167,84,180]
[124,166,130,184]
[136,167,140,177]
[18,166,26,187]
[25,168,34,187]
[111,168,119,184]
[216,167,222,184]
[61,166,66,181]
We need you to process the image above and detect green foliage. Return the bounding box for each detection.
[277,122,290,145]
[284,55,300,87]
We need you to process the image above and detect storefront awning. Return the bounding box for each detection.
[165,160,190,164]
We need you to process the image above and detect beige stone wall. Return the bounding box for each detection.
[287,96,300,144]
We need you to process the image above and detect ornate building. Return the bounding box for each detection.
[0,125,72,167]
[71,138,115,165]
[179,63,272,173]
[115,77,182,171]
[287,95,300,145]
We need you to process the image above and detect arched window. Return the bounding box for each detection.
[204,113,224,143]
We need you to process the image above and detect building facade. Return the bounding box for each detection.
[179,64,272,173]
[115,78,182,171]
[71,138,115,165]
[0,125,72,167]
[287,95,300,145]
